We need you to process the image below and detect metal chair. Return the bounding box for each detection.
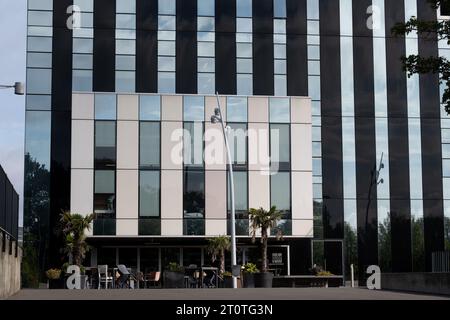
[117,264,131,288]
[144,271,161,288]
[97,265,113,289]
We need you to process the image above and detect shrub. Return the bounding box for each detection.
[242,263,259,274]
[45,269,62,280]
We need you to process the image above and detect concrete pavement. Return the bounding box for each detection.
[8,288,450,300]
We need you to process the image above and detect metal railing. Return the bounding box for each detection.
[0,165,19,255]
[432,251,450,273]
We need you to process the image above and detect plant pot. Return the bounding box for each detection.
[254,272,274,288]
[243,273,255,288]
[163,271,185,288]
[48,278,65,289]
[223,277,233,288]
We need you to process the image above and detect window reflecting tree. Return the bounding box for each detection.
[378,216,392,273]
[22,153,50,287]
[344,222,358,279]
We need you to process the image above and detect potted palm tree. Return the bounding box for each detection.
[249,206,283,288]
[207,235,231,276]
[59,211,94,289]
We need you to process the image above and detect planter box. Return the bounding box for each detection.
[254,272,274,288]
[243,273,255,288]
[163,271,185,288]
[48,279,65,289]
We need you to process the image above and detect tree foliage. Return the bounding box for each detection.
[392,0,450,114]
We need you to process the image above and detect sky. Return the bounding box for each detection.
[0,1,27,226]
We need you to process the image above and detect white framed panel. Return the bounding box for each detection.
[161,219,183,236]
[161,121,183,170]
[291,171,313,220]
[205,219,227,236]
[117,121,139,169]
[248,97,269,123]
[291,124,312,172]
[70,169,94,236]
[205,170,227,219]
[204,123,226,170]
[116,170,139,219]
[292,219,314,237]
[116,219,138,236]
[291,97,311,124]
[72,93,94,119]
[160,170,183,219]
[161,95,182,121]
[71,120,94,169]
[117,94,139,120]
[248,122,270,171]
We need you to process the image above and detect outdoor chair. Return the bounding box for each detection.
[144,271,161,288]
[117,264,131,289]
[97,265,113,289]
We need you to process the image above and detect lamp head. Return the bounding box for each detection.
[14,82,24,95]
[211,115,218,124]
[214,108,220,117]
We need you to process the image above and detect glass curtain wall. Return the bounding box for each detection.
[139,95,161,235]
[158,0,176,93]
[197,0,216,94]
[115,0,136,92]
[183,96,205,235]
[72,0,94,91]
[236,0,253,95]
[340,0,358,279]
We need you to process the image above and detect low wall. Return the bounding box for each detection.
[381,273,450,296]
[0,235,22,299]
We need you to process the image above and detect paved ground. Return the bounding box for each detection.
[8,288,449,300]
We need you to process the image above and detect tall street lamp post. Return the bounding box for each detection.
[211,93,237,289]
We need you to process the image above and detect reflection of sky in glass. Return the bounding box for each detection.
[140,95,161,120]
[271,172,290,211]
[228,171,247,210]
[269,98,289,123]
[184,96,204,121]
[375,118,390,200]
[25,111,51,169]
[307,0,319,20]
[342,117,356,199]
[344,199,357,230]
[408,119,423,200]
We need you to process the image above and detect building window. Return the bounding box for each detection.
[236,0,253,95]
[116,0,136,92]
[269,97,290,123]
[183,170,205,235]
[270,171,291,235]
[270,123,290,171]
[95,121,116,169]
[140,122,160,169]
[227,96,248,122]
[273,1,287,96]
[158,0,176,93]
[95,94,117,120]
[184,96,205,122]
[94,170,116,235]
[140,95,161,120]
[72,0,93,92]
[227,171,248,235]
[197,4,216,95]
[139,171,160,217]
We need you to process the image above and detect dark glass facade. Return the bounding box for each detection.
[24,0,449,284]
